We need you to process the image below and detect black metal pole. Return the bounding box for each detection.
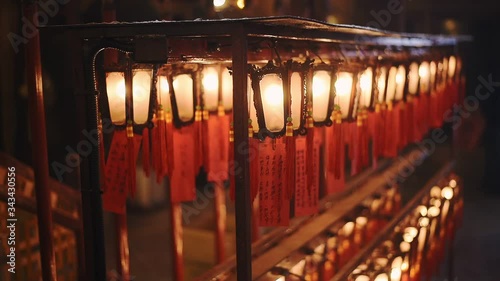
[231,27,252,280]
[23,1,58,280]
[79,44,108,281]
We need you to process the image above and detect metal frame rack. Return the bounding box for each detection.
[35,16,469,281]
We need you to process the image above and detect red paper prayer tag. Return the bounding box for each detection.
[103,130,141,214]
[207,115,230,182]
[294,134,320,216]
[170,126,197,203]
[258,138,290,226]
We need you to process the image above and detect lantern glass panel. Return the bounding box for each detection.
[248,75,259,132]
[260,74,285,132]
[419,62,430,93]
[448,56,457,81]
[408,62,419,95]
[312,70,331,122]
[359,67,373,107]
[335,71,354,119]
[442,57,449,82]
[132,69,152,125]
[157,75,172,111]
[222,67,233,111]
[202,66,220,111]
[394,65,406,101]
[106,72,126,124]
[290,72,303,129]
[386,66,397,101]
[377,66,387,103]
[172,74,194,122]
[430,61,437,89]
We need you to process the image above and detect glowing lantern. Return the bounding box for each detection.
[106,71,126,124]
[359,67,373,108]
[335,71,355,119]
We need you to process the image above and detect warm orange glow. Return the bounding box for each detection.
[394,65,406,100]
[441,186,454,200]
[202,66,220,111]
[312,70,331,121]
[335,72,354,119]
[290,72,302,129]
[132,69,152,124]
[157,76,171,111]
[106,72,126,124]
[377,67,387,103]
[261,74,285,132]
[172,74,194,122]
[385,66,397,101]
[419,62,430,93]
[408,62,419,95]
[449,179,457,188]
[448,56,457,80]
[221,67,233,111]
[359,67,373,107]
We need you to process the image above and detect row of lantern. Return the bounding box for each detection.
[346,175,463,281]
[103,55,461,133]
[99,50,463,220]
[261,184,402,281]
[104,64,234,127]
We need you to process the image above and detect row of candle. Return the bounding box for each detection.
[261,184,402,281]
[347,175,463,281]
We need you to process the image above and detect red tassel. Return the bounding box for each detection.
[158,110,168,179]
[142,127,150,177]
[351,116,362,176]
[202,109,210,170]
[368,106,379,168]
[194,106,203,170]
[285,118,295,200]
[126,123,136,197]
[306,114,315,193]
[165,110,175,177]
[151,117,159,176]
[249,121,259,202]
[362,109,369,168]
[384,102,398,158]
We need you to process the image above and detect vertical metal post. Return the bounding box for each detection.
[80,44,108,281]
[171,202,184,281]
[231,27,252,280]
[23,1,58,280]
[214,181,227,263]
